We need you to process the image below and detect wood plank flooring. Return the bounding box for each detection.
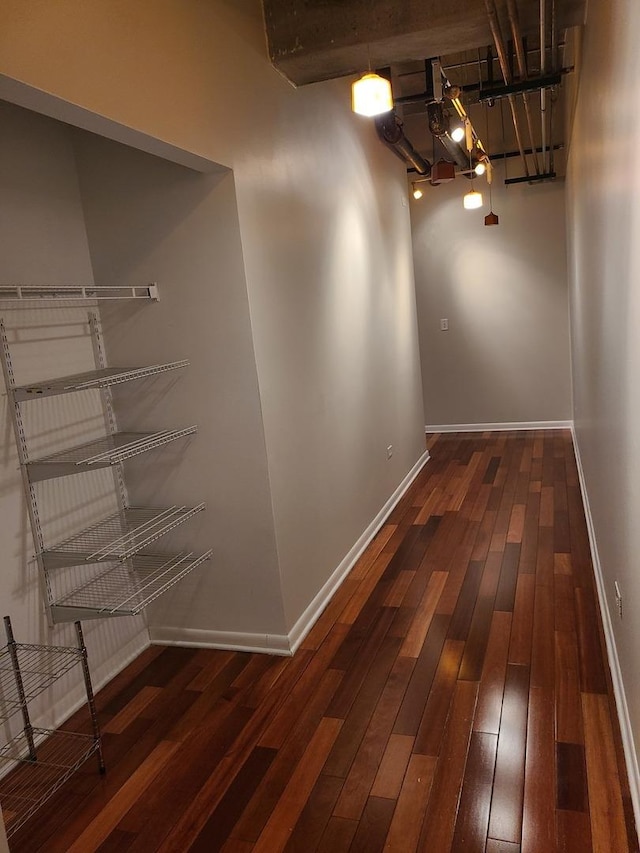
[7,430,639,852]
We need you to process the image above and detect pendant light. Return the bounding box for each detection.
[352,72,393,116]
[463,190,483,209]
[351,26,393,117]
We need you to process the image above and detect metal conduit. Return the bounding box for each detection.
[506,0,541,174]
[540,0,548,172]
[374,112,431,175]
[483,0,531,178]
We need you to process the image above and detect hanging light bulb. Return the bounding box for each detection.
[352,72,393,116]
[412,183,423,200]
[451,124,465,143]
[463,189,483,210]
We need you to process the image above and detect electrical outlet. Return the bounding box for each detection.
[387,445,393,459]
[614,581,623,619]
[440,318,449,331]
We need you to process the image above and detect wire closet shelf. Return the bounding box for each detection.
[27,427,198,482]
[50,550,213,619]
[41,504,206,569]
[13,360,189,401]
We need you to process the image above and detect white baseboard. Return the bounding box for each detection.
[149,627,292,657]
[571,425,640,827]
[425,420,573,433]
[150,448,431,658]
[287,447,431,654]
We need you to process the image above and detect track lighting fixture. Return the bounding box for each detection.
[474,161,487,176]
[451,124,465,143]
[412,184,423,200]
[352,72,393,116]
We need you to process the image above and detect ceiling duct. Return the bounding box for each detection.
[374,112,431,175]
[426,102,473,173]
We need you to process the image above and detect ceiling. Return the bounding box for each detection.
[262,0,586,184]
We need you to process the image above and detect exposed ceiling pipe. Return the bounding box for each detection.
[540,0,548,172]
[374,112,431,175]
[506,0,541,174]
[483,0,531,178]
[426,102,474,173]
[549,0,557,173]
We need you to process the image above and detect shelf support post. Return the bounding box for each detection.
[3,617,37,761]
[74,621,105,773]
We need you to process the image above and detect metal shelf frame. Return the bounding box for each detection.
[27,427,198,482]
[0,283,159,302]
[0,616,104,839]
[0,729,101,837]
[0,310,209,624]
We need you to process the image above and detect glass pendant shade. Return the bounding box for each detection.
[463,189,483,210]
[352,73,393,116]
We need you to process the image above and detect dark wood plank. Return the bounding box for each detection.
[383,754,436,852]
[413,639,464,756]
[332,654,414,819]
[393,613,450,736]
[283,775,343,853]
[450,731,498,853]
[557,741,588,812]
[188,747,277,852]
[487,664,530,844]
[417,679,478,852]
[347,796,395,853]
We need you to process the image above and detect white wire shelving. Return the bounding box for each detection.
[0,617,104,839]
[0,284,159,302]
[13,360,189,401]
[50,550,212,621]
[41,504,206,570]
[1,305,211,626]
[27,427,198,482]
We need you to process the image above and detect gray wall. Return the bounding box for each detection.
[566,0,640,810]
[411,160,572,428]
[73,134,287,642]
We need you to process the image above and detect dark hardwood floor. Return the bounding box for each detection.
[7,430,639,852]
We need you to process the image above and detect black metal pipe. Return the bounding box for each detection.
[395,69,569,107]
[477,72,563,101]
[504,171,556,184]
[374,112,431,175]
